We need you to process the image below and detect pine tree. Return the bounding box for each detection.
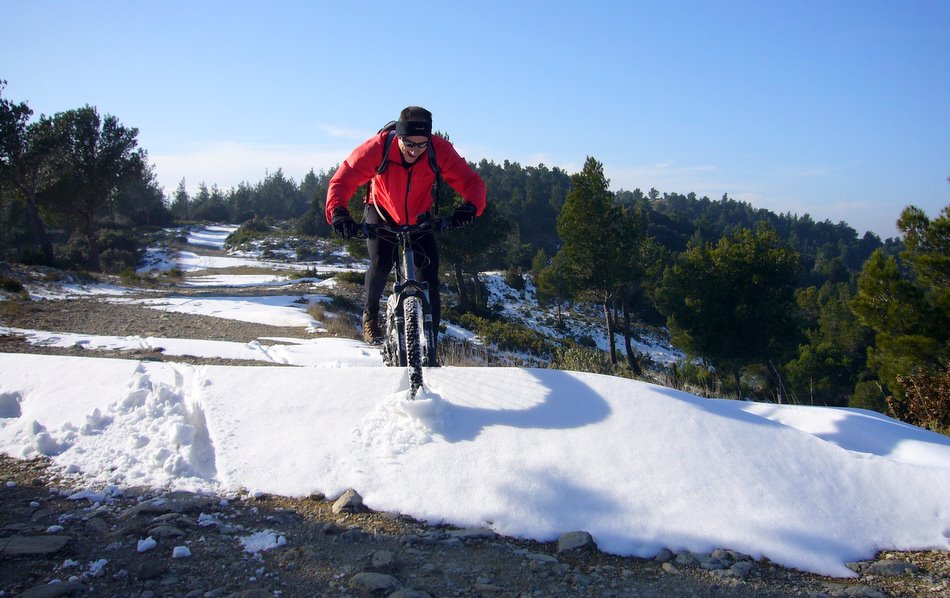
[556,157,625,363]
[656,224,801,398]
[852,204,950,420]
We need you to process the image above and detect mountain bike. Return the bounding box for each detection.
[356,216,449,399]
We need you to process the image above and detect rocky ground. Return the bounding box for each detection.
[1,270,949,597]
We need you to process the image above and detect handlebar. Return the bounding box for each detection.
[352,217,454,240]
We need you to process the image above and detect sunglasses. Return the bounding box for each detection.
[400,137,429,150]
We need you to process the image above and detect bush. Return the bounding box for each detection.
[60,234,90,269]
[458,313,557,356]
[100,249,138,274]
[334,271,365,285]
[309,302,360,339]
[225,217,272,249]
[849,380,889,413]
[98,227,141,255]
[552,346,616,376]
[15,248,49,266]
[888,365,950,435]
[0,275,25,294]
[58,228,143,271]
[504,266,525,291]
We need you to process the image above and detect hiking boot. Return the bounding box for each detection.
[362,312,383,345]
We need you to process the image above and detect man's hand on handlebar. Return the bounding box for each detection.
[331,207,357,240]
[450,202,477,227]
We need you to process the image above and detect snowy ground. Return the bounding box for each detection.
[1,224,949,578]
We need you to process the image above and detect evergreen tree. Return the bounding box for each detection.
[111,163,171,226]
[439,200,510,311]
[47,106,146,270]
[656,224,801,398]
[533,249,571,328]
[852,204,950,420]
[0,85,61,264]
[556,157,625,363]
[170,178,190,221]
[785,283,873,406]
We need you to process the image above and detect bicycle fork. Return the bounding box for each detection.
[391,280,436,366]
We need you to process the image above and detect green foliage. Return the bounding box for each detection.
[849,379,889,413]
[533,250,571,325]
[476,159,569,255]
[669,360,724,398]
[555,157,654,369]
[0,274,24,293]
[440,201,510,311]
[100,249,138,274]
[656,224,801,397]
[852,204,950,410]
[458,313,558,356]
[784,283,873,406]
[504,266,525,291]
[334,271,366,285]
[556,157,622,302]
[225,216,272,249]
[551,345,632,378]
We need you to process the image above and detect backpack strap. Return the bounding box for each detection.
[369,123,444,215]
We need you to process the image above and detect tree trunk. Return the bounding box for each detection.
[731,368,743,400]
[602,297,616,364]
[454,263,469,311]
[470,272,481,308]
[621,297,643,376]
[80,209,101,271]
[768,360,788,404]
[23,193,55,265]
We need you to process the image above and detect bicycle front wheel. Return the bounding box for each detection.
[403,296,424,398]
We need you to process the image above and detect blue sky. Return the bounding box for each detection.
[2,0,948,238]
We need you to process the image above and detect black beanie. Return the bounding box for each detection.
[395,120,432,137]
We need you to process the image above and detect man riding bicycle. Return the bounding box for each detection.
[325,106,487,345]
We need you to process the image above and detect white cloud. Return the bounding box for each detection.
[316,124,372,140]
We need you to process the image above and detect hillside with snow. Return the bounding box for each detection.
[1,224,948,578]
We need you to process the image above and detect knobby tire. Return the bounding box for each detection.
[404,296,424,398]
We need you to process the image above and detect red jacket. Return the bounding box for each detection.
[325,132,487,225]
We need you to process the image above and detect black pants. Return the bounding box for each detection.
[363,205,441,334]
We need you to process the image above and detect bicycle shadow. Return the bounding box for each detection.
[427,368,612,443]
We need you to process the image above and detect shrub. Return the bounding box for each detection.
[666,360,724,398]
[458,313,556,356]
[98,228,141,255]
[15,248,49,266]
[334,271,365,285]
[100,249,138,274]
[225,217,272,249]
[504,266,525,291]
[60,234,90,268]
[309,302,360,339]
[0,275,25,294]
[849,380,889,413]
[552,346,619,377]
[888,364,950,435]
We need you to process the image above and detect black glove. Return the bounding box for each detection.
[450,202,477,227]
[331,207,357,240]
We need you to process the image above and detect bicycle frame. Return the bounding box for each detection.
[357,217,448,397]
[387,224,437,368]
